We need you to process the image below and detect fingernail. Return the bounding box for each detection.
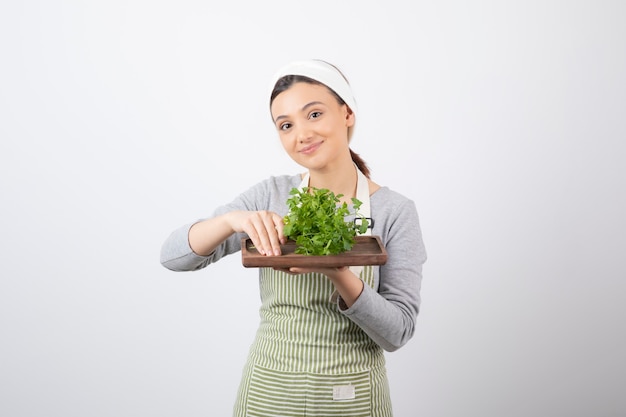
[274,249,281,256]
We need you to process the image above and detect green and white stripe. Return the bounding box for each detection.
[247,365,372,417]
[233,266,393,417]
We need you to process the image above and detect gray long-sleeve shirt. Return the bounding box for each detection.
[160,174,427,351]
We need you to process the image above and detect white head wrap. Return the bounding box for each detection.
[269,59,357,139]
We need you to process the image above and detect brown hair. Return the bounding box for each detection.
[270,74,371,178]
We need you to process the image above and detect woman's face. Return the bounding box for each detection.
[270,82,354,171]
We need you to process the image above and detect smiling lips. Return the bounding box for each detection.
[299,141,322,155]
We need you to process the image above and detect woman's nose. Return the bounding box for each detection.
[296,127,313,143]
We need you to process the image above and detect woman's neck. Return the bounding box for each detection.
[308,162,358,202]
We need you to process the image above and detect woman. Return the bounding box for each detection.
[160,59,427,417]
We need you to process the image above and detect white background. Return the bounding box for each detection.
[1,1,625,416]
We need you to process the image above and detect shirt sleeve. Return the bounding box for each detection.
[159,179,275,271]
[339,197,427,352]
[159,220,247,272]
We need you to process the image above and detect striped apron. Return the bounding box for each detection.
[232,168,393,417]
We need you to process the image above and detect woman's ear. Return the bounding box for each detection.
[345,106,355,127]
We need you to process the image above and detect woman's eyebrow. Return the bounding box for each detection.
[274,101,325,123]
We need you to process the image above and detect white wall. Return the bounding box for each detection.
[1,1,624,416]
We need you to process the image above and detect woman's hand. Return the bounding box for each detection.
[274,266,364,308]
[278,266,348,279]
[227,210,286,256]
[189,210,285,257]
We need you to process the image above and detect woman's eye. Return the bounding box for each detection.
[309,111,322,119]
[280,122,292,131]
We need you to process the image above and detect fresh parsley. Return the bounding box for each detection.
[282,187,369,256]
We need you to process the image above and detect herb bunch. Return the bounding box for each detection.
[282,187,369,256]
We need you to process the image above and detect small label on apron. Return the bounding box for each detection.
[333,384,356,401]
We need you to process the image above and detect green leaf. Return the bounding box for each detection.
[282,186,367,256]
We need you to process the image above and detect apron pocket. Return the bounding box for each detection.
[246,365,372,417]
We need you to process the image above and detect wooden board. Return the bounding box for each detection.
[241,236,388,268]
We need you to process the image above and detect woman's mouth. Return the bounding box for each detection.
[299,141,322,155]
